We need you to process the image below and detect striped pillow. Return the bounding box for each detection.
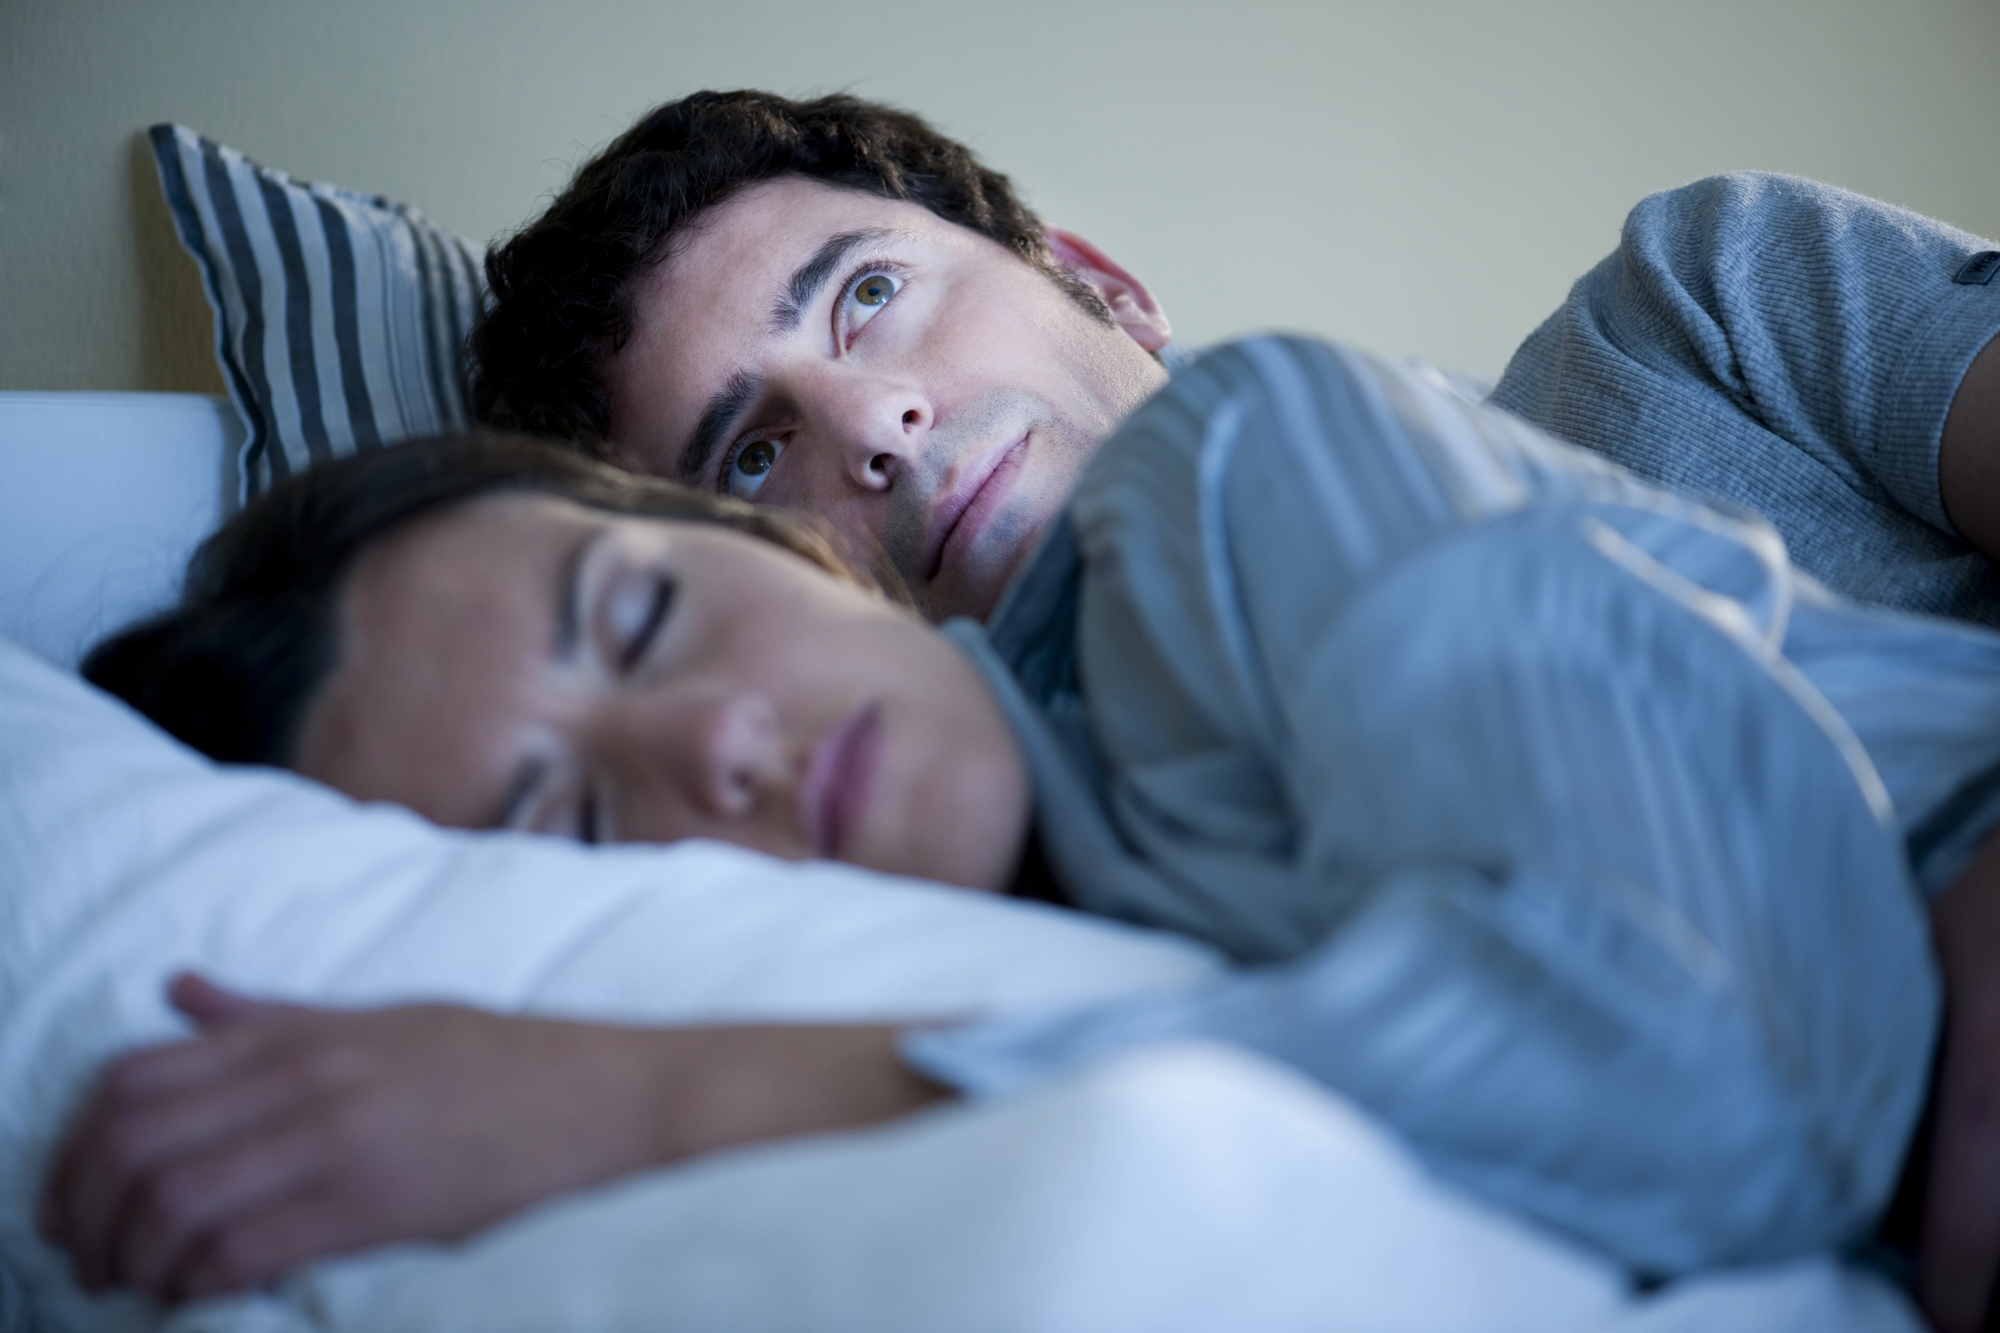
[149,124,486,499]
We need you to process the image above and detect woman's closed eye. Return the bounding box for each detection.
[575,781,607,846]
[513,779,606,846]
[603,571,677,672]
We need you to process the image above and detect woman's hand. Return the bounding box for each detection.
[37,974,948,1304]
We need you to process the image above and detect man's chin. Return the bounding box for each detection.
[919,527,1044,623]
[916,573,1002,624]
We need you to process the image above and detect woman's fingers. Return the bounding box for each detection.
[169,973,312,1031]
[51,1070,305,1288]
[39,1018,307,1286]
[170,1188,379,1303]
[41,1093,135,1287]
[89,1015,282,1103]
[40,1001,947,1304]
[47,1004,528,1298]
[104,1088,331,1294]
[39,1032,257,1253]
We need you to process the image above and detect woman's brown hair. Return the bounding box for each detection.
[85,431,895,767]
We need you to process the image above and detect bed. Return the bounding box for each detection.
[0,127,1934,1333]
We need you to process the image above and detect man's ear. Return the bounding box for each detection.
[1043,226,1173,353]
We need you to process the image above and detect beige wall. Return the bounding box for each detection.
[5,0,2000,393]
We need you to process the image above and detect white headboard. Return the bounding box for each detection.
[0,392,239,669]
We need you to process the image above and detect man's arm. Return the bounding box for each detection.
[1920,344,2000,1333]
[1939,332,2000,561]
[1924,833,2000,1333]
[1489,175,2000,619]
[38,974,946,1303]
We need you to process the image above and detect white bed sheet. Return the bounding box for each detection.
[0,625,1925,1333]
[0,636,1219,1330]
[0,394,1926,1332]
[0,392,238,669]
[159,1041,1920,1333]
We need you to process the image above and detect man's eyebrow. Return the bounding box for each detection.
[677,369,763,485]
[769,228,893,335]
[674,228,896,486]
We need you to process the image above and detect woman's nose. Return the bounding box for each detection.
[608,687,788,825]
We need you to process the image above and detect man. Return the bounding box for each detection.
[470,90,2000,1325]
[469,90,2000,632]
[471,90,1171,623]
[468,85,2000,1320]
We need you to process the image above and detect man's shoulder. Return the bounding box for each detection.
[1082,335,1345,476]
[1077,334,1492,522]
[980,514,1084,699]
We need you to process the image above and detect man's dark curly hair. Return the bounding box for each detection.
[469,89,1068,452]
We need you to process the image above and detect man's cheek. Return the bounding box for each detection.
[750,460,847,519]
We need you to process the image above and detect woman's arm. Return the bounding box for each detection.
[38,974,946,1303]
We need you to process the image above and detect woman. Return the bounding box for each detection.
[44,338,2000,1327]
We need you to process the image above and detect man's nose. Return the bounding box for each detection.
[811,369,931,493]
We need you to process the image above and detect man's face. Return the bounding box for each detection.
[603,177,1170,621]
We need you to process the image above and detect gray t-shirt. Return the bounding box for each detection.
[1490,171,2000,625]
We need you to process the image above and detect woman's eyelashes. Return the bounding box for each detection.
[576,783,605,846]
[602,570,677,673]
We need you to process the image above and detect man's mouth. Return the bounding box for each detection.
[799,703,882,860]
[923,434,1029,585]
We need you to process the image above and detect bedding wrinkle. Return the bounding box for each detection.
[909,335,1964,1275]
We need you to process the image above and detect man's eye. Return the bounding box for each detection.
[725,437,784,500]
[845,271,900,335]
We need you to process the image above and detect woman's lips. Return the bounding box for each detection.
[800,703,882,860]
[926,435,1028,584]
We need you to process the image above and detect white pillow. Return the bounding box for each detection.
[0,643,1925,1333]
[146,1041,1920,1333]
[173,1043,1643,1333]
[0,642,1925,1333]
[0,637,1219,1331]
[0,392,237,669]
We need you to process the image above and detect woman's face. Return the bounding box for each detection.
[293,494,1033,892]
